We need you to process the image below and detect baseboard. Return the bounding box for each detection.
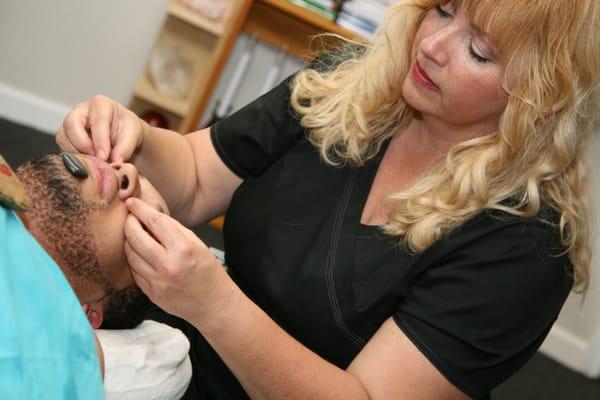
[0,82,70,135]
[539,324,599,378]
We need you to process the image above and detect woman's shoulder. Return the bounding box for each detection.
[462,199,561,233]
[433,202,569,273]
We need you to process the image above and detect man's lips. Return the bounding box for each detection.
[412,61,439,91]
[90,157,117,199]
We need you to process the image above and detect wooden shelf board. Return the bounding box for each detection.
[134,15,220,120]
[133,74,189,117]
[208,215,225,230]
[129,97,184,132]
[244,0,361,60]
[167,0,230,36]
[257,0,365,41]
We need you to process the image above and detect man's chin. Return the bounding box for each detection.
[101,285,151,329]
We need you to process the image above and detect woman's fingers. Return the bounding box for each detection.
[123,212,166,268]
[56,95,143,163]
[57,103,96,156]
[124,241,154,292]
[110,112,142,163]
[130,264,153,295]
[88,95,116,161]
[126,198,180,249]
[124,240,158,278]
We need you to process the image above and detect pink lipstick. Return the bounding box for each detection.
[412,61,439,91]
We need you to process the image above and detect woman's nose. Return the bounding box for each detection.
[111,162,141,200]
[420,25,453,67]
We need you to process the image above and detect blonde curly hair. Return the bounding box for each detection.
[290,0,600,291]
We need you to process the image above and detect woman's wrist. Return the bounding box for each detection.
[134,118,151,159]
[189,262,245,338]
[131,118,158,176]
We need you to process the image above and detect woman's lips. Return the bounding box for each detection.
[412,61,439,91]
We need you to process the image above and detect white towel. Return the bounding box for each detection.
[96,320,192,400]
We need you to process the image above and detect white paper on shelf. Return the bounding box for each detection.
[341,0,387,26]
[259,48,288,96]
[217,37,257,118]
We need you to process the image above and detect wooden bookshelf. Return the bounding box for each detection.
[130,0,252,133]
[244,0,364,60]
[167,0,231,36]
[259,0,362,40]
[132,0,367,229]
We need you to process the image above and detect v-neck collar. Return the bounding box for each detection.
[342,138,392,235]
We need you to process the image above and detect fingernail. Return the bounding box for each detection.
[126,198,134,207]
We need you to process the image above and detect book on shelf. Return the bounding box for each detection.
[336,0,390,36]
[337,11,378,36]
[288,0,343,21]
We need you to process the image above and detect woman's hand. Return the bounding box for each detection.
[123,198,231,323]
[56,95,144,163]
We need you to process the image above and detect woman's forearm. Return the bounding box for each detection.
[131,122,203,223]
[190,275,371,400]
[131,123,241,226]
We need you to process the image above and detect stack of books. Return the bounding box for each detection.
[289,0,344,21]
[337,0,393,37]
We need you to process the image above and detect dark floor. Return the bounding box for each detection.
[2,117,600,399]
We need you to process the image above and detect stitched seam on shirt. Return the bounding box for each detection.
[325,169,366,348]
[211,124,247,179]
[394,313,484,399]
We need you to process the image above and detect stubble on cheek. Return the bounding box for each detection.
[16,154,109,286]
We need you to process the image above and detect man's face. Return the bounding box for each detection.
[17,153,169,313]
[74,154,170,293]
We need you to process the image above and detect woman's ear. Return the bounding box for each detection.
[83,298,105,329]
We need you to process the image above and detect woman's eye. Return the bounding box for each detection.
[469,41,490,63]
[435,4,453,18]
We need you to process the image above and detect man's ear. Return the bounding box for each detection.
[83,298,105,329]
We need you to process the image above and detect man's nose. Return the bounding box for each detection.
[420,24,455,67]
[111,162,141,200]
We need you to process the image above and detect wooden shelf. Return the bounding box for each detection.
[258,0,364,41]
[131,0,369,227]
[208,215,225,229]
[133,74,188,116]
[130,97,183,132]
[244,0,365,60]
[167,0,230,36]
[133,15,220,120]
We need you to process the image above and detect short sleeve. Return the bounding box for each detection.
[210,74,305,179]
[394,215,573,399]
[209,47,358,179]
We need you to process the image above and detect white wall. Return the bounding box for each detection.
[2,0,600,378]
[0,0,169,132]
[540,131,600,377]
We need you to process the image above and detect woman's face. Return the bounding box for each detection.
[402,2,508,136]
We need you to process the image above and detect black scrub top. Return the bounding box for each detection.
[173,73,572,399]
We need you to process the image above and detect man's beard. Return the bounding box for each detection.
[16,153,107,285]
[101,285,152,329]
